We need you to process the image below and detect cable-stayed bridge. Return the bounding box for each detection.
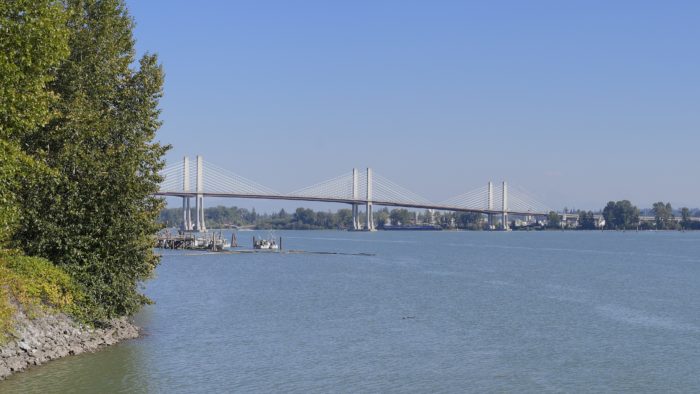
[156,156,553,231]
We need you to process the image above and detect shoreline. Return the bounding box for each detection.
[0,308,138,381]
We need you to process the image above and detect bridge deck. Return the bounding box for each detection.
[154,192,548,216]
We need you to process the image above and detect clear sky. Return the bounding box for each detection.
[127,0,699,211]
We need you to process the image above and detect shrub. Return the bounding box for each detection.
[0,251,84,343]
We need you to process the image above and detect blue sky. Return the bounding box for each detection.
[127,1,699,211]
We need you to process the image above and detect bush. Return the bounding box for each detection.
[0,251,84,343]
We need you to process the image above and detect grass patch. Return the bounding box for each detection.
[0,250,84,344]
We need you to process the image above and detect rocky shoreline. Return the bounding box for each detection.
[0,308,139,380]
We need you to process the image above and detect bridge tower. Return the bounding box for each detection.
[487,181,494,229]
[501,181,509,230]
[366,167,375,231]
[181,156,193,231]
[194,155,206,232]
[352,168,360,230]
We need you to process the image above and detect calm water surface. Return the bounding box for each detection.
[2,230,700,393]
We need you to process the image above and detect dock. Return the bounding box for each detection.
[156,230,231,251]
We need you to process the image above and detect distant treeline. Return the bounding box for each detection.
[161,201,700,231]
[550,201,700,230]
[159,206,485,230]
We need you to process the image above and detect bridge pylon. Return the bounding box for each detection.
[352,168,361,230]
[181,156,193,231]
[501,181,509,230]
[366,167,375,231]
[194,155,206,232]
[487,181,494,229]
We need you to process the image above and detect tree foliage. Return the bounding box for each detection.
[389,209,413,226]
[578,211,596,230]
[681,207,691,230]
[0,0,69,245]
[0,0,69,141]
[547,211,561,229]
[455,212,483,230]
[0,1,89,337]
[9,0,168,321]
[602,200,639,230]
[652,201,676,230]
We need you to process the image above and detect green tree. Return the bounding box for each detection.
[13,0,168,321]
[389,209,412,226]
[603,200,639,230]
[602,202,616,229]
[456,212,483,230]
[293,208,316,226]
[0,1,69,245]
[616,200,639,229]
[652,202,670,229]
[578,211,596,230]
[374,208,389,228]
[547,211,561,229]
[0,0,69,141]
[681,207,691,230]
[335,208,353,228]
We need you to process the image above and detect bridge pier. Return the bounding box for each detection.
[194,155,206,232]
[366,167,375,231]
[181,156,193,231]
[351,169,361,230]
[351,204,361,230]
[487,181,494,230]
[501,181,509,230]
[366,204,374,231]
[182,196,193,231]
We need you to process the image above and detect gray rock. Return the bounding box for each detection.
[17,341,30,352]
[0,365,11,380]
[0,309,139,381]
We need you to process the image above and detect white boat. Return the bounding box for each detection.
[253,235,281,250]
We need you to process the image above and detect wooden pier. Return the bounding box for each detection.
[156,230,232,251]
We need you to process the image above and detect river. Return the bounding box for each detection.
[2,230,700,392]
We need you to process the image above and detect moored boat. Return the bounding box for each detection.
[253,235,281,250]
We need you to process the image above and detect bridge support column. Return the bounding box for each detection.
[487,181,494,230]
[185,197,192,230]
[195,195,205,232]
[194,155,206,232]
[182,197,187,230]
[352,169,361,230]
[501,181,509,230]
[182,196,193,231]
[366,167,374,231]
[351,204,361,230]
[366,204,373,230]
[181,156,193,231]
